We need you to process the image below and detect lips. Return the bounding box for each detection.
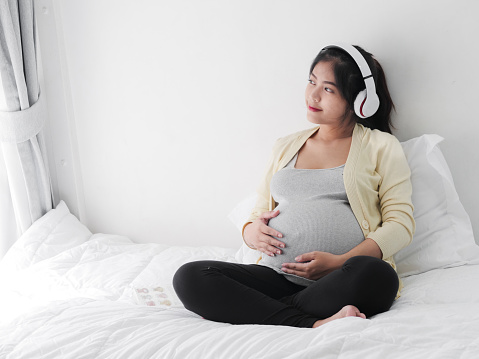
[308,105,322,112]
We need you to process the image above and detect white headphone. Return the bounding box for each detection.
[322,44,380,119]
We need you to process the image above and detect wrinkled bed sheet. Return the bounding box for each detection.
[0,203,478,359]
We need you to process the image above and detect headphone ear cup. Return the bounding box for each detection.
[354,90,368,118]
[354,89,380,119]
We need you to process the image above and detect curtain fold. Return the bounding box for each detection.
[0,0,53,258]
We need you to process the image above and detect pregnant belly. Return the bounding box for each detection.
[260,202,364,274]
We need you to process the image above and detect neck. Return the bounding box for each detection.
[315,121,355,142]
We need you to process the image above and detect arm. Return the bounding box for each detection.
[365,135,415,259]
[242,139,286,256]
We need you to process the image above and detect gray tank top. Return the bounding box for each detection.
[259,153,365,286]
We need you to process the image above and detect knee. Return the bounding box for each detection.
[173,260,226,312]
[344,256,399,316]
[174,261,200,282]
[173,261,206,299]
[344,256,397,282]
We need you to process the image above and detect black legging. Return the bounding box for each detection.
[173,255,399,328]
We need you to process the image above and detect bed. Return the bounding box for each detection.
[1,134,479,359]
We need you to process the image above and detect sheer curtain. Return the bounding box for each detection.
[0,0,52,259]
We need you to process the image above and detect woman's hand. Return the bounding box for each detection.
[281,251,344,280]
[243,210,285,257]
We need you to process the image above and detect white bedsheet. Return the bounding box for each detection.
[1,203,479,359]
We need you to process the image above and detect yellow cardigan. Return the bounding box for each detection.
[243,123,415,298]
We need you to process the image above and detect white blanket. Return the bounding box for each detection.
[1,202,479,359]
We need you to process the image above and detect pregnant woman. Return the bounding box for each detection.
[173,44,415,328]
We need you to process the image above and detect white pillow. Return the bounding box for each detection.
[0,201,92,272]
[395,135,479,276]
[229,135,479,276]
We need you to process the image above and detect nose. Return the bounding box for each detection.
[310,87,321,103]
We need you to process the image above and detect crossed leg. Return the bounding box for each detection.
[173,256,398,328]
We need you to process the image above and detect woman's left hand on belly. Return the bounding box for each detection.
[281,251,344,280]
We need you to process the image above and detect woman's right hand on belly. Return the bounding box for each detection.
[243,210,285,257]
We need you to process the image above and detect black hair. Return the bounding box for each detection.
[309,45,394,133]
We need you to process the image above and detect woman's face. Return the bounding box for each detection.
[305,61,352,126]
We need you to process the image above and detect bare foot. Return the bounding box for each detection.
[312,305,366,328]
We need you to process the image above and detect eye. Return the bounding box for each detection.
[324,87,334,93]
[308,79,316,85]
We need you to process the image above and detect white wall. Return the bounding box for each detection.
[36,0,479,248]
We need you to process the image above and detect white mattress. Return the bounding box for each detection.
[1,202,479,358]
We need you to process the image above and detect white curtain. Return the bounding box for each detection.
[0,0,52,258]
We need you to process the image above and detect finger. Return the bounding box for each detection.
[282,262,307,273]
[280,266,305,277]
[263,235,285,253]
[261,241,283,256]
[259,209,280,220]
[281,267,296,275]
[261,246,280,257]
[260,225,284,242]
[258,239,283,256]
[295,252,316,263]
[261,249,276,257]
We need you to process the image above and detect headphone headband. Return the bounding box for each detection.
[321,43,380,118]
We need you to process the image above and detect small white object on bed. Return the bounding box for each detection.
[1,135,479,358]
